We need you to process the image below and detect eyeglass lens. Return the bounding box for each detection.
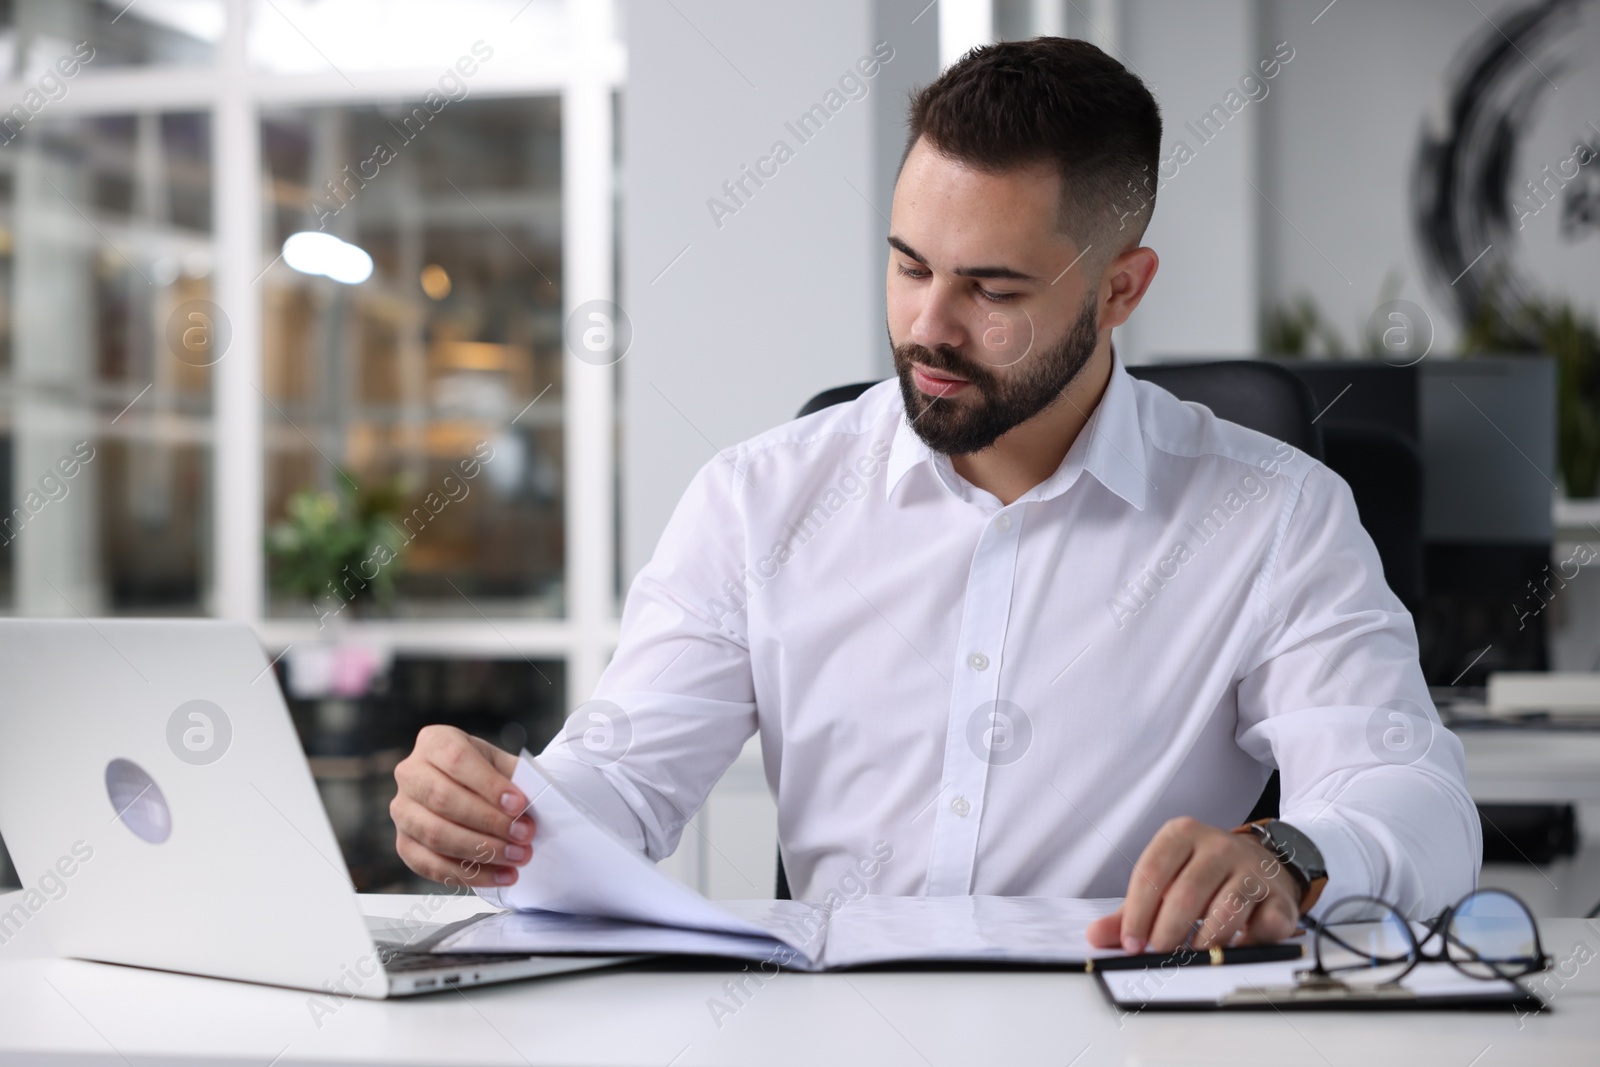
[1446,889,1541,978]
[1315,897,1415,986]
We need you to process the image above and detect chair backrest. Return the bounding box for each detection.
[795,360,1325,462]
[1125,360,1324,461]
[1320,424,1424,610]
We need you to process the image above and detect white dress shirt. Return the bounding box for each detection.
[536,355,1482,919]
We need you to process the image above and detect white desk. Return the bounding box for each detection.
[1,893,1598,1066]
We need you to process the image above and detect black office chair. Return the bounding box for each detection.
[775,360,1321,899]
[1319,424,1424,611]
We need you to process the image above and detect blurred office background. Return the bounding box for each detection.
[0,0,1598,915]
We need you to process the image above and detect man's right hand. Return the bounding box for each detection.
[391,725,534,888]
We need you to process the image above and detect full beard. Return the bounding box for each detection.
[892,294,1101,455]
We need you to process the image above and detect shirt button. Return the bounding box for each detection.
[968,652,989,671]
[951,796,971,817]
[994,514,1012,532]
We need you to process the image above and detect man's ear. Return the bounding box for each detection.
[1098,246,1159,331]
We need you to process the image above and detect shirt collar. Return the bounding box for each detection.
[885,348,1149,512]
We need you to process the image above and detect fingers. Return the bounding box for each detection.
[1145,843,1234,952]
[1116,817,1307,954]
[467,734,523,780]
[1189,875,1268,950]
[1117,816,1202,953]
[391,794,529,869]
[1242,891,1300,944]
[395,759,531,845]
[392,725,536,887]
[1085,908,1126,948]
[394,827,518,888]
[1092,880,1278,955]
[417,724,526,816]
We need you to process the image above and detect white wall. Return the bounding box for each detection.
[620,0,937,582]
[1118,0,1261,364]
[1256,0,1486,355]
[1119,0,1588,362]
[1254,0,1600,350]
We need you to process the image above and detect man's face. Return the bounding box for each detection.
[887,137,1103,455]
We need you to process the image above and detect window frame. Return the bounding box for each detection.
[0,0,623,707]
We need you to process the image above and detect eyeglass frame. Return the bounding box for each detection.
[1295,887,1552,988]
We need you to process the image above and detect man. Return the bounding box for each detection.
[392,37,1480,954]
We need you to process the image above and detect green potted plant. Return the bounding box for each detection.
[267,473,409,621]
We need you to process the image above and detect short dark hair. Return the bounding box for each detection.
[901,36,1162,261]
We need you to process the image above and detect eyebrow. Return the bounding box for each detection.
[887,235,1038,282]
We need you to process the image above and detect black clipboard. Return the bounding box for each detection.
[1096,965,1545,1012]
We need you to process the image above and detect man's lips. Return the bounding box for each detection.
[911,363,971,398]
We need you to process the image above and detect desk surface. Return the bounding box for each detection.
[1,893,1597,1067]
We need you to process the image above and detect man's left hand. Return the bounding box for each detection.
[1085,816,1302,953]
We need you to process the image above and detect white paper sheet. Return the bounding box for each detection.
[818,895,1124,969]
[434,908,802,964]
[457,752,1125,971]
[474,754,782,942]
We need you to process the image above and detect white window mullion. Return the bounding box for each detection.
[561,0,619,710]
[213,0,264,626]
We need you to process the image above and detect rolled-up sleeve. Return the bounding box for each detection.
[536,450,759,861]
[1235,463,1482,919]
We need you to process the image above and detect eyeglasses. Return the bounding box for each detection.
[1297,888,1551,989]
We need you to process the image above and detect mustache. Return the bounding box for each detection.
[894,343,993,386]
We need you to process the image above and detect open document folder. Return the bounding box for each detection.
[439,753,1125,972]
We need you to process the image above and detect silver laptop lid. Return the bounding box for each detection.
[0,619,389,997]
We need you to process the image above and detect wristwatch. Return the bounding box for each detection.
[1231,818,1328,913]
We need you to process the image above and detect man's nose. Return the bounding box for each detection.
[908,275,967,353]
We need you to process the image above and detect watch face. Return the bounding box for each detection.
[1267,820,1327,881]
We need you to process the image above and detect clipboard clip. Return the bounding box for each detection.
[1218,967,1419,1006]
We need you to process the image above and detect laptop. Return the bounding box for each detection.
[0,618,637,997]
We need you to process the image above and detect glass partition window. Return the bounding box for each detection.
[259,98,566,620]
[0,1,222,72]
[0,0,620,678]
[0,0,621,893]
[0,110,214,614]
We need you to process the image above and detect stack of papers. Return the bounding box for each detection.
[439,754,1124,972]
